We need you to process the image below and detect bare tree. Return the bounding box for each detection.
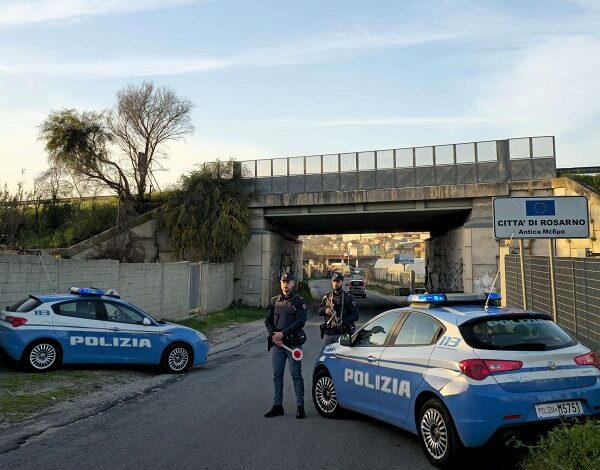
[34,167,74,205]
[108,81,194,211]
[39,81,194,215]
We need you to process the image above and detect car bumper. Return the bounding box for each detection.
[192,340,209,366]
[443,378,600,447]
[0,325,26,361]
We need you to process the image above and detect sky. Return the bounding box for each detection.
[1,0,599,193]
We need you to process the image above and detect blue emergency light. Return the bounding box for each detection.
[70,287,105,296]
[407,293,447,303]
[485,292,502,301]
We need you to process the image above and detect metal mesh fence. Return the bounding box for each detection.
[532,136,555,158]
[358,151,376,171]
[505,255,600,348]
[456,143,475,163]
[476,141,497,162]
[322,154,338,173]
[415,147,434,166]
[509,138,531,159]
[395,148,413,168]
[435,145,454,165]
[231,136,555,192]
[377,150,394,169]
[341,153,357,172]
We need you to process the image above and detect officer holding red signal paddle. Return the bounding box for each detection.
[264,272,308,419]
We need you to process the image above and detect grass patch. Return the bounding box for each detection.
[520,419,600,470]
[0,362,101,422]
[177,303,264,333]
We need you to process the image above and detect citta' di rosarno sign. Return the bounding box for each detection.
[493,196,589,239]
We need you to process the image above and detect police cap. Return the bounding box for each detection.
[280,272,295,281]
[332,272,344,281]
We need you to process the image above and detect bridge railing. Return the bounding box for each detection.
[233,136,555,195]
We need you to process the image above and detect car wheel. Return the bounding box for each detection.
[22,340,61,372]
[418,398,463,468]
[162,343,193,373]
[312,370,342,418]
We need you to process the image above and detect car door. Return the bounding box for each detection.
[334,311,403,417]
[101,301,161,364]
[378,312,444,425]
[51,299,108,363]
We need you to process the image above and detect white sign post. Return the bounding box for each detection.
[492,196,589,320]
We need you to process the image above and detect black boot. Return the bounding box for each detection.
[296,405,305,419]
[264,405,284,418]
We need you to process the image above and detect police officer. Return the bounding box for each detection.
[264,272,308,419]
[318,272,359,345]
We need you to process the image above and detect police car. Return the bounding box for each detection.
[311,293,600,468]
[0,287,209,373]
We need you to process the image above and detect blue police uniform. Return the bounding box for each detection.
[264,273,307,419]
[318,276,359,345]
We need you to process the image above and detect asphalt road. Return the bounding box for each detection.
[0,281,521,470]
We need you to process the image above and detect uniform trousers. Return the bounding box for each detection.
[272,345,304,406]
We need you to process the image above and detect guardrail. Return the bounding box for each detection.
[231,136,556,195]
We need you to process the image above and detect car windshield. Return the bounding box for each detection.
[6,297,42,312]
[459,315,576,351]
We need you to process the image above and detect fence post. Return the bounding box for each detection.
[519,239,527,309]
[549,240,557,322]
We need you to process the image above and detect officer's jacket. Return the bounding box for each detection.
[318,289,359,325]
[265,292,307,336]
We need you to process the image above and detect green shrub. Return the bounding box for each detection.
[520,419,600,470]
[296,279,313,300]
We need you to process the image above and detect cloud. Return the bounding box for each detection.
[253,116,505,129]
[0,28,466,78]
[475,35,600,136]
[0,0,200,28]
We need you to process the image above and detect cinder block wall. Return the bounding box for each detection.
[119,263,164,319]
[200,262,234,314]
[1,255,234,320]
[0,255,191,320]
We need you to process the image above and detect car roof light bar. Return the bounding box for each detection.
[408,293,448,303]
[70,287,105,296]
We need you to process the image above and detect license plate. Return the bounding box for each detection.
[535,401,583,419]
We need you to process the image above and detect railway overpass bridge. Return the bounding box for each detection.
[233,136,569,307]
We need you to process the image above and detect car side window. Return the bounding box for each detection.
[394,313,442,346]
[354,313,400,347]
[103,302,145,325]
[52,300,99,320]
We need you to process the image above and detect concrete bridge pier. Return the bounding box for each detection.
[426,197,499,294]
[234,208,303,307]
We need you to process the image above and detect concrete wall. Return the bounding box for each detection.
[0,255,194,320]
[200,262,234,314]
[233,208,303,308]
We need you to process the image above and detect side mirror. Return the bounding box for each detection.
[339,334,352,347]
[142,317,152,326]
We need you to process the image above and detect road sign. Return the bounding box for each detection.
[493,196,589,239]
[394,254,414,264]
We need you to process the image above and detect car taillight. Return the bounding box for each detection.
[459,359,523,380]
[5,316,28,327]
[574,351,600,370]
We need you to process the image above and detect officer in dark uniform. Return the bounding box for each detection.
[318,272,359,345]
[264,272,308,419]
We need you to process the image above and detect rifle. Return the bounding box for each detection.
[320,293,341,338]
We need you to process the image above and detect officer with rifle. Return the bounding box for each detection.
[318,272,359,345]
[264,272,308,419]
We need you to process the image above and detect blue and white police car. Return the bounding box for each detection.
[311,293,600,468]
[0,287,209,373]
